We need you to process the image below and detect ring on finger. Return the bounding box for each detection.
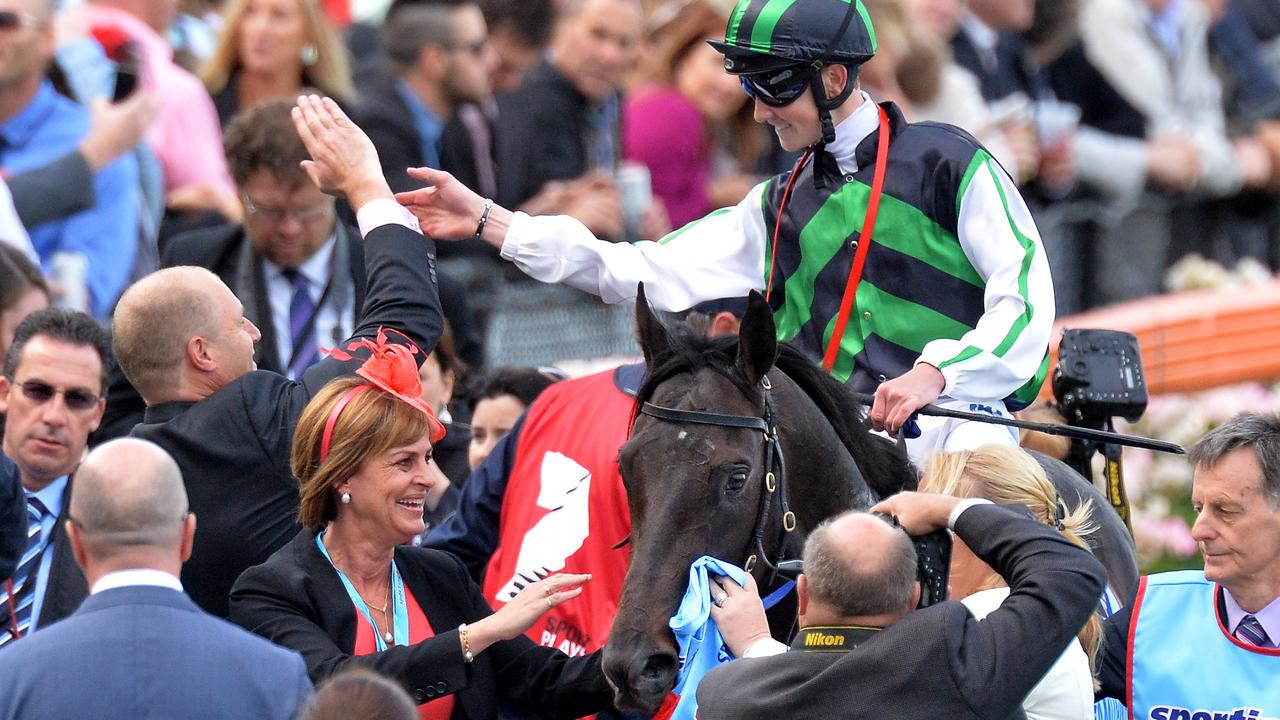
[713,593,728,607]
[544,597,553,610]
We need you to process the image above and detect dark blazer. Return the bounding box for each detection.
[0,454,23,580]
[131,222,442,618]
[0,584,311,719]
[694,503,1107,720]
[162,221,367,376]
[950,29,1048,103]
[230,529,614,719]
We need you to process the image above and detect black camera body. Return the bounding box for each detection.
[1052,329,1148,427]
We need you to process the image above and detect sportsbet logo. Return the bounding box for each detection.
[803,631,846,648]
[1149,706,1277,720]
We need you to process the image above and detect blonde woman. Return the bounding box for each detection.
[202,0,354,127]
[922,444,1102,720]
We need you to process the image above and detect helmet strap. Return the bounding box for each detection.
[809,64,857,146]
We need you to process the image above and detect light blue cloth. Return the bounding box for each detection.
[667,556,747,720]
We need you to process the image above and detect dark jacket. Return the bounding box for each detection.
[0,476,89,635]
[131,222,442,618]
[0,454,23,581]
[694,503,1107,720]
[230,529,615,719]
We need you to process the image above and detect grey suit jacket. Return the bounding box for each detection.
[0,584,312,719]
[695,504,1107,720]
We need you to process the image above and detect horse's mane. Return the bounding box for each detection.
[635,329,916,500]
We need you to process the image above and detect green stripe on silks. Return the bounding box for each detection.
[822,281,973,383]
[774,172,984,344]
[939,154,1049,406]
[658,207,733,245]
[750,0,799,54]
[956,150,987,220]
[760,178,775,283]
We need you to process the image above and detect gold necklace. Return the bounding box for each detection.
[353,579,393,644]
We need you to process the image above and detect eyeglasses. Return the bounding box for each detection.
[242,195,333,224]
[11,379,101,411]
[449,37,488,56]
[740,65,816,107]
[0,10,39,31]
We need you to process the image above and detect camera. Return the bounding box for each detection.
[1051,329,1148,428]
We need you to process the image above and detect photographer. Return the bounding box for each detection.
[696,491,1105,719]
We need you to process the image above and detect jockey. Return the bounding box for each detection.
[399,0,1054,464]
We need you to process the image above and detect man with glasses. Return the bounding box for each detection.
[0,438,312,718]
[0,307,112,646]
[398,0,1053,464]
[164,99,359,380]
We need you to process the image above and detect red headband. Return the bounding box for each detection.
[319,327,446,461]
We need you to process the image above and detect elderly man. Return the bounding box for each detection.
[1098,412,1280,715]
[0,308,112,646]
[113,95,443,618]
[0,438,312,719]
[695,491,1105,719]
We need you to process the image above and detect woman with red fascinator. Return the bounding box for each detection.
[229,330,615,719]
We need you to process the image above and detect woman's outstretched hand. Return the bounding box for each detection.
[396,167,511,246]
[465,572,592,655]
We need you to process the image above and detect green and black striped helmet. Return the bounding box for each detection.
[709,0,878,75]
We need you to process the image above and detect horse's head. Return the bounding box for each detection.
[602,287,784,711]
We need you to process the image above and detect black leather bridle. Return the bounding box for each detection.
[638,375,799,577]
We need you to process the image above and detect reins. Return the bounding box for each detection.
[638,374,800,582]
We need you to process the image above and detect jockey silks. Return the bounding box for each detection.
[760,103,1047,409]
[1128,571,1280,720]
[481,370,633,656]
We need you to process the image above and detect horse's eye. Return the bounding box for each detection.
[724,469,749,495]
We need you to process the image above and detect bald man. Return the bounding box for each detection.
[696,492,1105,719]
[111,96,443,618]
[0,439,311,719]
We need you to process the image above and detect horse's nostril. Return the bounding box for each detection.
[634,653,678,696]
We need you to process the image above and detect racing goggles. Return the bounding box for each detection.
[740,64,817,107]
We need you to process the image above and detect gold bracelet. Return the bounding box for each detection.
[459,623,474,663]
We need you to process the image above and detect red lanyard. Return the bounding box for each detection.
[763,105,892,373]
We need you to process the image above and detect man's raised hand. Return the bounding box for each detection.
[291,95,388,209]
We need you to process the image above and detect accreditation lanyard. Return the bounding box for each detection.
[316,531,409,651]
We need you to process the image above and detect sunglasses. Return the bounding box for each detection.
[740,65,816,107]
[0,10,38,31]
[12,380,101,411]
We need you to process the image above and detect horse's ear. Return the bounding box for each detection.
[635,283,672,366]
[736,290,777,385]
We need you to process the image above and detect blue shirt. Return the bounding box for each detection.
[25,475,67,633]
[396,80,443,170]
[0,81,140,318]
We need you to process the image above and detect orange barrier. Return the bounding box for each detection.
[1040,281,1280,398]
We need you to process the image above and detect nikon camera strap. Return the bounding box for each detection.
[790,625,881,654]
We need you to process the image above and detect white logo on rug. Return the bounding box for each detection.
[494,451,592,602]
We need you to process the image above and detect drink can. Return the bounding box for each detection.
[51,251,90,314]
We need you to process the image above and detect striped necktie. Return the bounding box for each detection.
[282,269,319,378]
[1,496,49,647]
[1236,614,1271,648]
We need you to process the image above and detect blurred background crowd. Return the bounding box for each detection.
[5,0,1280,496]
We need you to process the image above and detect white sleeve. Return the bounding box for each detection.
[499,183,770,312]
[356,198,421,236]
[741,637,789,658]
[917,153,1054,402]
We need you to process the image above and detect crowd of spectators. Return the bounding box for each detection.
[2,0,1280,717]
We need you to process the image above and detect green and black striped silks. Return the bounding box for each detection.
[711,0,878,72]
[760,104,1049,410]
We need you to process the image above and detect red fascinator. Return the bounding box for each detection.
[320,328,446,460]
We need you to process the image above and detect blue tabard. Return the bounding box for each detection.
[1129,570,1280,720]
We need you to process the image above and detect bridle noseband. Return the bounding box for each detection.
[638,375,798,578]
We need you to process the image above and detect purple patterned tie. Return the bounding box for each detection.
[282,270,319,378]
[1236,615,1271,648]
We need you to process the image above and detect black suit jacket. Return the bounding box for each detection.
[950,29,1047,103]
[0,477,89,633]
[162,221,367,376]
[0,454,23,580]
[695,503,1107,720]
[230,529,614,719]
[131,222,442,618]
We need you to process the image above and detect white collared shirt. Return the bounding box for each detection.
[91,568,184,594]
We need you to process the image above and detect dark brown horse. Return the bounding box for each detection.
[601,288,1139,712]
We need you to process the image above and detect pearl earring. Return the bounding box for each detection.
[301,43,319,66]
[340,491,350,504]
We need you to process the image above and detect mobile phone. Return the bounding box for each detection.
[112,42,141,101]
